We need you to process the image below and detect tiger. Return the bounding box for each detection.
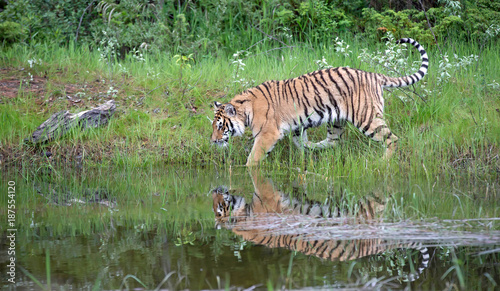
[211,38,429,166]
[212,170,430,282]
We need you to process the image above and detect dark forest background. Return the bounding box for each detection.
[1,0,499,56]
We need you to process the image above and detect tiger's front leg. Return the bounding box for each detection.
[246,133,280,167]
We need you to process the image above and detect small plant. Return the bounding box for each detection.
[356,32,425,102]
[27,58,42,68]
[173,53,193,82]
[175,229,196,246]
[439,0,462,16]
[173,53,194,103]
[314,56,332,70]
[146,67,160,80]
[277,26,293,42]
[486,80,499,90]
[130,47,145,62]
[106,86,118,98]
[436,53,479,86]
[484,24,500,39]
[358,32,414,76]
[232,239,247,262]
[97,30,120,79]
[26,58,42,82]
[117,63,129,75]
[230,51,254,89]
[97,31,119,63]
[173,54,194,70]
[333,37,352,59]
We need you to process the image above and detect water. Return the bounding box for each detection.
[1,166,499,290]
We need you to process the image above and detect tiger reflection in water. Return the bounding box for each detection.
[212,170,430,281]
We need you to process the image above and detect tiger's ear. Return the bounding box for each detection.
[225,103,236,117]
[213,101,223,111]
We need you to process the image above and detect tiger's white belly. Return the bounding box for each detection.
[279,109,340,136]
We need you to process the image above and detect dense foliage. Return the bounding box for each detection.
[1,0,499,56]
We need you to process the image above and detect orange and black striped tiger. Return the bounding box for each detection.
[212,170,430,282]
[211,38,429,166]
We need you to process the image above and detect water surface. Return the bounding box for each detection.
[1,166,499,290]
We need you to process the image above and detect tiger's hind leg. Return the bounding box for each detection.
[323,121,345,147]
[292,121,345,150]
[293,129,328,150]
[362,115,399,159]
[292,129,310,149]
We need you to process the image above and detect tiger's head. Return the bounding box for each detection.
[211,186,246,227]
[211,101,245,147]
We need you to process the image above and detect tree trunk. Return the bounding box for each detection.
[26,100,116,144]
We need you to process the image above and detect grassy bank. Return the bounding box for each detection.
[0,37,499,181]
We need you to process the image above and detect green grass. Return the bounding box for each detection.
[0,38,499,183]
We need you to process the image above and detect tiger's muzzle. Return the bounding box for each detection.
[210,124,231,147]
[210,133,229,148]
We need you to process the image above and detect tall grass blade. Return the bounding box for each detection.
[120,274,149,290]
[19,265,48,291]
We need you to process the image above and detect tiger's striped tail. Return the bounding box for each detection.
[403,244,431,282]
[381,38,429,88]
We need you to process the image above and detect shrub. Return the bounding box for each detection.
[0,0,498,54]
[0,21,27,44]
[0,0,97,44]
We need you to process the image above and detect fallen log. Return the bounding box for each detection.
[26,100,116,144]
